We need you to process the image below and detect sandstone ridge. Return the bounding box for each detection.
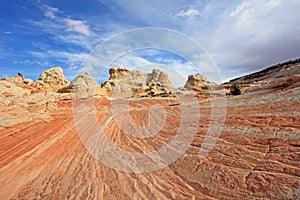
[223,58,300,95]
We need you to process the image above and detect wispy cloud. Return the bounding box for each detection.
[13,60,52,67]
[64,18,91,36]
[42,5,60,19]
[28,50,90,80]
[24,2,102,81]
[34,3,95,47]
[29,50,88,64]
[177,9,200,17]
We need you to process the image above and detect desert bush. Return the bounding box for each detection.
[230,83,241,95]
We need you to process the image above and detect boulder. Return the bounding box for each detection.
[101,68,174,98]
[68,73,106,98]
[184,74,217,90]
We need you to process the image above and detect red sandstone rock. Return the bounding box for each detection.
[0,61,299,199]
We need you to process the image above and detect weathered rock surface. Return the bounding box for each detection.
[0,60,299,199]
[0,74,71,127]
[68,72,107,98]
[101,68,174,98]
[224,58,300,95]
[31,67,69,92]
[0,83,299,199]
[184,73,217,90]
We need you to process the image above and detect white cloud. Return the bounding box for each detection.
[177,9,200,17]
[29,50,88,64]
[30,3,100,50]
[54,33,102,50]
[29,50,91,81]
[43,5,59,19]
[13,60,51,66]
[65,18,91,36]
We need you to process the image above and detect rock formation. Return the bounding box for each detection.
[0,73,71,127]
[101,67,174,98]
[184,74,217,90]
[68,72,107,98]
[31,67,69,92]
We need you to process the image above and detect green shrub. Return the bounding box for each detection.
[230,83,241,95]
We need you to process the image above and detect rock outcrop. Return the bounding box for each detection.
[31,67,69,92]
[0,73,71,127]
[68,72,107,98]
[101,68,174,98]
[223,58,300,95]
[184,74,217,90]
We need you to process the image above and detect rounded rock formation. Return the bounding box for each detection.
[184,74,216,90]
[69,72,106,98]
[32,67,69,92]
[101,67,174,98]
[38,67,68,84]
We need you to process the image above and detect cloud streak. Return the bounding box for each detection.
[65,18,91,36]
[42,5,60,19]
[177,9,200,17]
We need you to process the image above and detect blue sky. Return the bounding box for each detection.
[1,0,300,85]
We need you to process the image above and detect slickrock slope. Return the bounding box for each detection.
[224,58,300,95]
[102,68,174,98]
[0,62,299,199]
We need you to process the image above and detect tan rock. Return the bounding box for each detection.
[24,78,33,85]
[68,72,106,98]
[184,74,216,90]
[32,67,69,92]
[1,73,26,84]
[102,68,174,98]
[0,73,41,104]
